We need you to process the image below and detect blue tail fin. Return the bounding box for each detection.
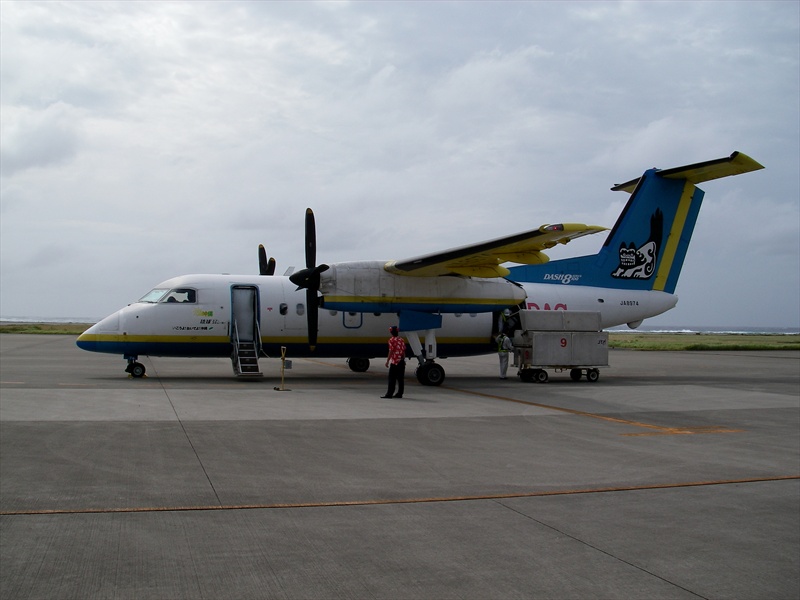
[508,152,763,293]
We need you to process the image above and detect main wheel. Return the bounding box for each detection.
[586,369,600,382]
[347,357,370,372]
[416,362,445,386]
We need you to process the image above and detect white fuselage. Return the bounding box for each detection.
[77,272,677,360]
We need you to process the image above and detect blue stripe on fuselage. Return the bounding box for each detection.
[76,339,494,359]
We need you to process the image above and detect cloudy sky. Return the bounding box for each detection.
[1,1,798,328]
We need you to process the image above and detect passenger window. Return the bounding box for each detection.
[162,289,196,303]
[280,303,288,315]
[296,303,305,316]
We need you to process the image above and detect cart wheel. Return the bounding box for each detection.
[586,369,599,382]
[570,368,582,381]
[520,369,535,383]
[535,369,549,383]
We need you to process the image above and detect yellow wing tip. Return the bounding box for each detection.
[728,151,765,173]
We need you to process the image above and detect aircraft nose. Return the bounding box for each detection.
[76,326,96,350]
[76,312,121,351]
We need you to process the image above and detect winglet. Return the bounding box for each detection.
[611,151,764,194]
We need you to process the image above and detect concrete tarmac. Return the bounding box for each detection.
[1,333,798,599]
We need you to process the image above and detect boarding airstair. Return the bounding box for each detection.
[232,320,263,377]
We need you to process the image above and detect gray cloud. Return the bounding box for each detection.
[0,1,797,327]
[1,103,81,175]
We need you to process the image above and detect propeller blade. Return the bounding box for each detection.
[293,208,328,352]
[307,289,318,350]
[304,208,316,269]
[258,245,277,276]
[258,245,269,275]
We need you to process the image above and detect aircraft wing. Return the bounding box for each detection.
[384,223,607,278]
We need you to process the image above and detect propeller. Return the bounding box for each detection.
[288,208,329,350]
[258,244,276,276]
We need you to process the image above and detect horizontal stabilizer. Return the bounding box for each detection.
[611,151,764,194]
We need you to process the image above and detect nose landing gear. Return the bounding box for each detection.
[124,356,147,378]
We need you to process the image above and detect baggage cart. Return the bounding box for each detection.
[512,311,608,383]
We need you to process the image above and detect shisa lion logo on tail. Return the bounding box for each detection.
[612,209,663,279]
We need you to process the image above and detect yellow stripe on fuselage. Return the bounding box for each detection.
[78,334,230,344]
[79,333,490,346]
[653,181,695,292]
[261,335,491,345]
[324,296,513,306]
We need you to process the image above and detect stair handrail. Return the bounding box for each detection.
[254,318,265,357]
[231,319,242,373]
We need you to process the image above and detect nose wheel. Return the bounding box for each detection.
[125,358,147,378]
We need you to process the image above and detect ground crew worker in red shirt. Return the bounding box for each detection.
[382,325,406,398]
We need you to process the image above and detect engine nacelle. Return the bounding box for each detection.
[319,261,526,313]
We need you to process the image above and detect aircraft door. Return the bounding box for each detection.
[231,286,260,345]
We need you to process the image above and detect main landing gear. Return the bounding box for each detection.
[416,361,445,386]
[346,356,445,385]
[347,357,370,372]
[404,330,446,386]
[346,330,447,386]
[125,356,146,378]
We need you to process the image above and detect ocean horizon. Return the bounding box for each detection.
[606,325,800,335]
[1,315,797,336]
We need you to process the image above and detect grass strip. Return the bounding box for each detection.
[608,332,800,351]
[1,323,798,351]
[0,323,93,335]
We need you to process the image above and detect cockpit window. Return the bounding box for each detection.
[162,289,197,303]
[139,288,169,303]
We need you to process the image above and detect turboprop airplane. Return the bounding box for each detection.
[77,151,763,384]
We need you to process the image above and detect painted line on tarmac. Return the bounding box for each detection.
[2,475,797,516]
[620,425,743,436]
[272,365,743,436]
[443,385,745,435]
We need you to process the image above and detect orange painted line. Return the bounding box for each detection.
[301,358,363,372]
[443,386,743,436]
[2,475,797,516]
[242,361,740,437]
[622,426,744,437]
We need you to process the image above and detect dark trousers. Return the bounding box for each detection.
[386,361,406,397]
